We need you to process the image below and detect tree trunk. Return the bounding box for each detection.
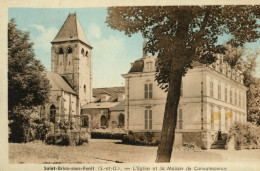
[155,71,183,162]
[155,11,191,162]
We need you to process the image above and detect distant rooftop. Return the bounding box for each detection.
[93,86,125,103]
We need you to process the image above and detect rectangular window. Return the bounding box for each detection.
[210,81,214,97]
[225,87,227,102]
[218,84,221,100]
[146,62,153,71]
[230,90,233,104]
[144,83,153,99]
[178,109,183,129]
[145,110,152,130]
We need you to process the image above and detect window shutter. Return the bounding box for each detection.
[144,84,148,99]
[145,110,148,130]
[179,109,183,129]
[149,110,152,130]
[149,84,153,99]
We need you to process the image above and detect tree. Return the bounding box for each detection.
[223,45,260,126]
[106,6,260,162]
[8,18,51,142]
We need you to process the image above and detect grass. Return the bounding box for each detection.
[9,139,260,164]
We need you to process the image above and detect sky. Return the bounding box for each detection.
[8,8,143,88]
[8,8,260,88]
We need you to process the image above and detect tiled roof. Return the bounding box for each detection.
[82,102,120,109]
[110,101,125,111]
[46,71,76,95]
[128,57,203,73]
[92,87,125,102]
[51,13,91,47]
[129,59,144,73]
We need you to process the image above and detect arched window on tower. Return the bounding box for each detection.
[50,105,56,123]
[84,85,86,93]
[59,48,64,54]
[67,47,72,54]
[85,51,88,57]
[118,114,125,128]
[81,48,84,55]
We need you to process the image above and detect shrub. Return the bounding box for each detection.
[228,122,260,149]
[91,132,126,139]
[78,131,89,145]
[9,108,34,143]
[121,131,160,146]
[31,117,51,141]
[46,131,89,146]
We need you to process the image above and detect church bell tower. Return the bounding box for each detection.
[51,13,92,106]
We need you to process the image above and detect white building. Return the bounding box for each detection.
[122,52,247,149]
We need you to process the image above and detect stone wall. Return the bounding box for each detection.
[81,108,109,129]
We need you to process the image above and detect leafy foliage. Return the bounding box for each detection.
[223,45,260,125]
[9,107,51,143]
[46,131,89,146]
[107,6,260,91]
[46,119,89,146]
[91,132,126,139]
[8,18,51,111]
[8,18,51,143]
[106,6,260,162]
[228,122,260,149]
[121,131,160,146]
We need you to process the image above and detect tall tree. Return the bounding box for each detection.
[8,18,51,142]
[223,45,260,125]
[106,6,260,162]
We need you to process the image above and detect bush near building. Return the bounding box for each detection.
[9,108,51,143]
[121,131,160,146]
[228,122,260,150]
[46,120,89,146]
[46,131,89,146]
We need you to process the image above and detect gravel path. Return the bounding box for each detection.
[9,139,260,164]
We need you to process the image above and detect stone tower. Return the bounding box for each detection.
[51,13,92,106]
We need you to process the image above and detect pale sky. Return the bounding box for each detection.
[8,8,260,88]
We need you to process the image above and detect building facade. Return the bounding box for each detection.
[122,53,247,149]
[81,87,125,132]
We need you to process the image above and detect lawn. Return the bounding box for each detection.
[9,139,260,164]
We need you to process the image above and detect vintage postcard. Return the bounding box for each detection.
[1,0,260,171]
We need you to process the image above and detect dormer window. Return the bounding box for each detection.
[67,47,72,54]
[117,92,125,102]
[100,92,110,102]
[59,48,64,54]
[146,62,153,71]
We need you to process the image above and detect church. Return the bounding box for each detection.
[40,13,92,126]
[41,13,247,149]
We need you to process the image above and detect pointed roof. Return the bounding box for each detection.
[51,13,92,48]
